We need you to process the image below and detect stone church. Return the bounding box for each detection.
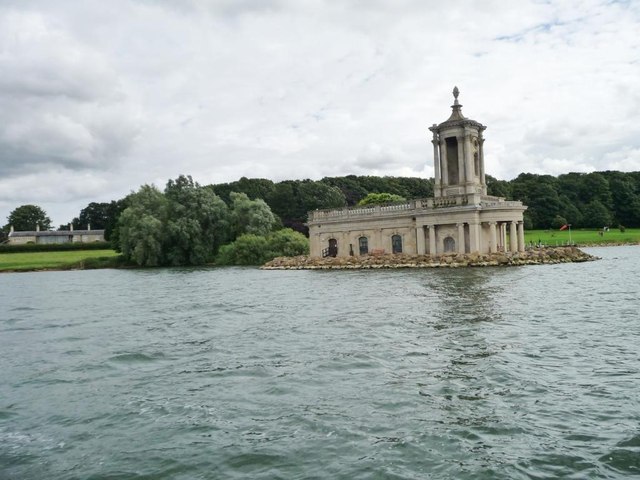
[307,87,527,258]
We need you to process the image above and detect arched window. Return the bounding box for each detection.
[358,236,368,255]
[391,235,402,254]
[443,236,456,253]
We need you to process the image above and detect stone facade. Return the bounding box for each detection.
[7,225,105,245]
[307,87,527,258]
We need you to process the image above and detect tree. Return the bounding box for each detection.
[117,185,168,266]
[215,234,272,266]
[266,228,309,257]
[4,205,52,231]
[609,177,640,227]
[582,200,612,228]
[72,202,112,230]
[358,193,406,205]
[485,174,511,198]
[297,181,346,213]
[163,175,230,265]
[229,192,277,238]
[215,228,309,265]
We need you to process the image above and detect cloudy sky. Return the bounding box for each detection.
[1,0,639,226]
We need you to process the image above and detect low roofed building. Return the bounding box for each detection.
[7,224,105,245]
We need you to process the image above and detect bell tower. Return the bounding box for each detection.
[429,87,487,198]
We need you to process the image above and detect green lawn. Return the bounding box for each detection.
[524,228,640,246]
[0,249,122,272]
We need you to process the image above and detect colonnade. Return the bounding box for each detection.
[432,129,486,197]
[416,220,525,255]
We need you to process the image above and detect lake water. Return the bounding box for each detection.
[1,246,639,479]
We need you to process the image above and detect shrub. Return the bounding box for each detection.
[215,229,309,265]
[0,241,112,254]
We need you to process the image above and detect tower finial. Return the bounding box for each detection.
[453,86,459,105]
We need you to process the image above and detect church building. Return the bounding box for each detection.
[307,87,527,258]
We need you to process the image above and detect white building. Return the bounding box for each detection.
[307,87,527,258]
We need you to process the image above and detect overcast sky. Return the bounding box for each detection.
[1,0,639,227]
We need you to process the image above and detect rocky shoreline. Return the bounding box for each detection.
[262,246,598,270]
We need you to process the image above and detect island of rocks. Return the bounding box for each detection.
[262,246,597,270]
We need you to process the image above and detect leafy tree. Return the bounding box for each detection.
[551,215,568,229]
[215,234,271,266]
[4,205,52,231]
[297,181,346,213]
[210,177,276,204]
[609,177,640,227]
[357,192,406,205]
[229,192,277,238]
[215,228,309,265]
[266,228,309,258]
[582,200,612,228]
[163,175,230,266]
[117,185,168,266]
[486,174,511,198]
[266,181,299,221]
[578,172,612,209]
[73,202,112,230]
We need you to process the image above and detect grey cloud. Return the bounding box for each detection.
[0,9,139,178]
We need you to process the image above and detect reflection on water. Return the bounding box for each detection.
[0,247,639,479]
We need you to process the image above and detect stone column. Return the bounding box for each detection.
[428,225,437,256]
[457,223,466,254]
[457,135,466,184]
[517,221,525,252]
[432,132,441,197]
[489,222,497,253]
[479,135,486,192]
[469,222,481,253]
[464,131,473,184]
[416,226,426,255]
[509,221,517,252]
[440,139,448,187]
[501,222,507,251]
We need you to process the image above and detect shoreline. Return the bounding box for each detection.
[3,243,639,273]
[262,246,599,270]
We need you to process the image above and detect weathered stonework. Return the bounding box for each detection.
[262,247,598,270]
[306,87,527,259]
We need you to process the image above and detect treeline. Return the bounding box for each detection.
[486,171,640,229]
[3,171,639,263]
[209,171,640,230]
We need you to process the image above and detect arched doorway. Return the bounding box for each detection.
[358,236,368,255]
[443,236,455,253]
[391,235,402,254]
[327,238,338,257]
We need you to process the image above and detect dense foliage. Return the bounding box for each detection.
[0,241,112,254]
[3,205,52,232]
[357,193,406,206]
[489,171,640,229]
[210,175,432,232]
[115,175,287,267]
[215,229,309,265]
[4,169,639,264]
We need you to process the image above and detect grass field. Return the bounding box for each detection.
[0,249,122,272]
[524,228,640,246]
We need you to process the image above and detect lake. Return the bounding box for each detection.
[1,246,639,479]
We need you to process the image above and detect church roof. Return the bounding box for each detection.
[429,86,485,132]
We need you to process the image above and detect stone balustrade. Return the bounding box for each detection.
[308,195,523,222]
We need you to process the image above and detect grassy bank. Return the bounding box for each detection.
[524,228,640,246]
[0,249,123,272]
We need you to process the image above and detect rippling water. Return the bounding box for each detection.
[1,246,639,479]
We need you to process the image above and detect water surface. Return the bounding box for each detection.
[1,246,639,479]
